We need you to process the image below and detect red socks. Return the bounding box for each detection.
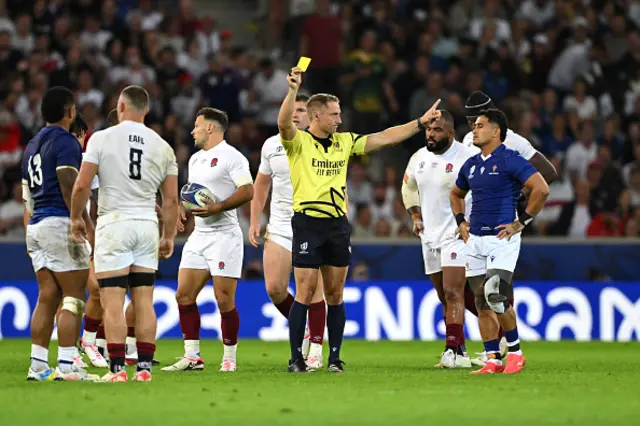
[178,303,201,340]
[221,308,239,346]
[96,325,105,339]
[127,327,135,338]
[308,301,326,344]
[274,293,294,319]
[84,316,100,332]
[445,323,464,351]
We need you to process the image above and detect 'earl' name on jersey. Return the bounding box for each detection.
[129,134,144,144]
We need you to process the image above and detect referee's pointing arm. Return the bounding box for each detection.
[363,98,442,153]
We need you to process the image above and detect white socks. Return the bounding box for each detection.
[126,336,137,355]
[82,330,97,346]
[57,346,76,372]
[309,342,322,357]
[30,344,49,371]
[185,340,200,359]
[223,343,237,361]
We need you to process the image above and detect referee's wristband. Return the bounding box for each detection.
[518,212,534,227]
[455,213,466,226]
[416,118,426,131]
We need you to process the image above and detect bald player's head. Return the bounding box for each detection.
[107,109,118,127]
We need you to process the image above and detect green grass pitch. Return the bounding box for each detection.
[1,340,638,425]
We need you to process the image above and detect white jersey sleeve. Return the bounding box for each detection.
[228,152,253,187]
[503,129,536,160]
[405,152,418,183]
[258,142,273,176]
[462,129,535,160]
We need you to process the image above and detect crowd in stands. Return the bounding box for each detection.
[0,0,639,241]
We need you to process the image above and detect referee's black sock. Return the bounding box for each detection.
[327,303,346,363]
[289,301,308,362]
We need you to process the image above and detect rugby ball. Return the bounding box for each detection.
[180,183,217,210]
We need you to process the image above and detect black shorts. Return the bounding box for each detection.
[291,212,351,268]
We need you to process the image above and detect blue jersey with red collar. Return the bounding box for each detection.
[21,126,81,224]
[455,144,536,236]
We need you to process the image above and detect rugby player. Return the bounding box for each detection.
[451,109,550,374]
[23,87,98,381]
[162,108,253,373]
[250,94,326,369]
[402,110,478,368]
[463,91,558,365]
[279,67,442,372]
[71,86,179,382]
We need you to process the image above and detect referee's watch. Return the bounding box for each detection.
[518,212,534,227]
[416,118,426,131]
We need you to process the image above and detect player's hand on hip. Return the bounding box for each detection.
[70,218,87,244]
[191,200,223,217]
[456,221,470,243]
[248,223,263,247]
[419,98,442,125]
[287,67,302,90]
[496,220,524,241]
[412,219,424,238]
[159,238,174,260]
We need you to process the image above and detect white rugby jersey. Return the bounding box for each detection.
[405,141,479,248]
[462,128,536,160]
[187,140,252,232]
[83,120,178,224]
[258,134,293,230]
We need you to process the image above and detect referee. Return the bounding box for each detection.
[278,67,442,372]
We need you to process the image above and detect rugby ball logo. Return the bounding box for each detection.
[180,183,217,210]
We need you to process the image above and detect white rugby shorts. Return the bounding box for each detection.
[179,227,243,278]
[264,223,292,252]
[422,238,468,275]
[465,233,522,277]
[94,219,160,274]
[27,217,90,272]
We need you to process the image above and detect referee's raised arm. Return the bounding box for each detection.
[363,98,442,153]
[277,67,303,142]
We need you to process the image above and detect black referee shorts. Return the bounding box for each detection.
[291,212,351,269]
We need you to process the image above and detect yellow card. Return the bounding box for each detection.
[297,56,311,72]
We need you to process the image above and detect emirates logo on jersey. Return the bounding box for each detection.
[445,163,454,173]
[211,158,218,167]
[218,261,225,270]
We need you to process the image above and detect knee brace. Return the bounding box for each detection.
[467,276,490,311]
[62,296,85,316]
[484,270,514,314]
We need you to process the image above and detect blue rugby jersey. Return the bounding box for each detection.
[455,144,536,236]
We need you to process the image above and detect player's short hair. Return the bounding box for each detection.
[307,93,339,116]
[295,94,309,103]
[70,113,88,136]
[197,107,229,131]
[121,85,149,111]
[433,109,454,127]
[478,108,508,142]
[465,91,495,117]
[41,86,74,123]
[107,109,118,127]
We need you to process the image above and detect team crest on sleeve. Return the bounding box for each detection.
[218,261,225,270]
[211,158,218,167]
[445,163,453,173]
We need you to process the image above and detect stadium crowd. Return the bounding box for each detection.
[0,0,639,241]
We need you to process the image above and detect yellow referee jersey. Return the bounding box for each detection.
[281,129,367,219]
